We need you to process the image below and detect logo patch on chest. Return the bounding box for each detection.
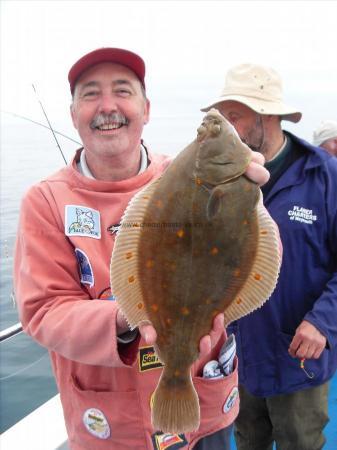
[65,205,101,238]
[287,205,317,225]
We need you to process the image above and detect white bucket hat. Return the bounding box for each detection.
[201,63,302,123]
[313,120,337,146]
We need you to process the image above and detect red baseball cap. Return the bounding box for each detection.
[68,47,146,95]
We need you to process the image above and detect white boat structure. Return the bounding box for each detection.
[0,323,68,449]
[1,395,68,450]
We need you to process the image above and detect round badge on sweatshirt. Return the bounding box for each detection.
[83,408,110,439]
[223,386,239,413]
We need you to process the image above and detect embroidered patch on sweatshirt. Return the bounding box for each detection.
[75,248,94,287]
[151,432,187,449]
[139,346,163,372]
[65,205,101,239]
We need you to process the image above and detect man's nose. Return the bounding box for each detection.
[98,93,118,113]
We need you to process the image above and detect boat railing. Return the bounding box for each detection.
[0,322,23,342]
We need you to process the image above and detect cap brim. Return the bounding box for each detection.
[201,94,302,123]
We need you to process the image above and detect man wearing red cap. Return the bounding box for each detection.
[14,48,269,450]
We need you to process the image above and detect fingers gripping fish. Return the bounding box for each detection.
[110,109,281,434]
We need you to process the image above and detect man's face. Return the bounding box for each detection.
[217,101,265,153]
[70,62,150,161]
[321,138,337,157]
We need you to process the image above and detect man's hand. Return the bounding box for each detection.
[245,151,270,186]
[139,313,225,357]
[288,320,327,359]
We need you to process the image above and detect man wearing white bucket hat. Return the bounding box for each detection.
[202,64,337,450]
[313,120,337,156]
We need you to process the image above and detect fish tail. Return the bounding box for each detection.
[152,367,200,433]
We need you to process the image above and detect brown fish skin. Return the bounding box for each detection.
[137,110,259,433]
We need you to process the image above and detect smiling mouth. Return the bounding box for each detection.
[96,123,125,131]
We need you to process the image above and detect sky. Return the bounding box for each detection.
[1,0,337,146]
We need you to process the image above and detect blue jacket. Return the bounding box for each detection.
[228,132,337,397]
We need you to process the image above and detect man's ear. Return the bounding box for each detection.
[70,104,78,129]
[143,99,150,125]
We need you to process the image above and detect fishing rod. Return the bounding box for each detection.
[2,110,81,145]
[32,84,68,165]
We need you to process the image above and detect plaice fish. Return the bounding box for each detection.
[110,109,281,434]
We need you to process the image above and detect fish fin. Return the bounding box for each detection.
[224,193,282,325]
[110,178,161,329]
[152,367,200,434]
[206,184,231,220]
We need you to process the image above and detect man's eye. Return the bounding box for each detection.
[83,91,99,98]
[116,89,131,96]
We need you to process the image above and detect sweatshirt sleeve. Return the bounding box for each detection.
[14,184,137,367]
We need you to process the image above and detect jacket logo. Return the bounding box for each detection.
[75,248,94,287]
[139,346,163,372]
[288,205,317,225]
[151,432,187,449]
[65,205,101,239]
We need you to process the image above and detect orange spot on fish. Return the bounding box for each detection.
[137,302,144,310]
[177,229,185,238]
[261,230,268,235]
[205,298,212,305]
[128,275,135,283]
[166,318,172,326]
[236,298,242,304]
[151,304,159,312]
[243,219,248,225]
[210,247,219,256]
[254,273,262,281]
[155,200,163,209]
[132,222,140,227]
[143,196,150,200]
[195,177,202,185]
[181,307,190,315]
[233,269,241,277]
[125,252,133,260]
[174,369,181,377]
[146,259,154,268]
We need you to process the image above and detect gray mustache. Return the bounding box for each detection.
[90,113,129,129]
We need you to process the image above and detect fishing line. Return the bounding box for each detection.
[2,110,81,145]
[32,84,68,165]
[0,352,50,382]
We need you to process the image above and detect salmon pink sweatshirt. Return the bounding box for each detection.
[14,148,239,450]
